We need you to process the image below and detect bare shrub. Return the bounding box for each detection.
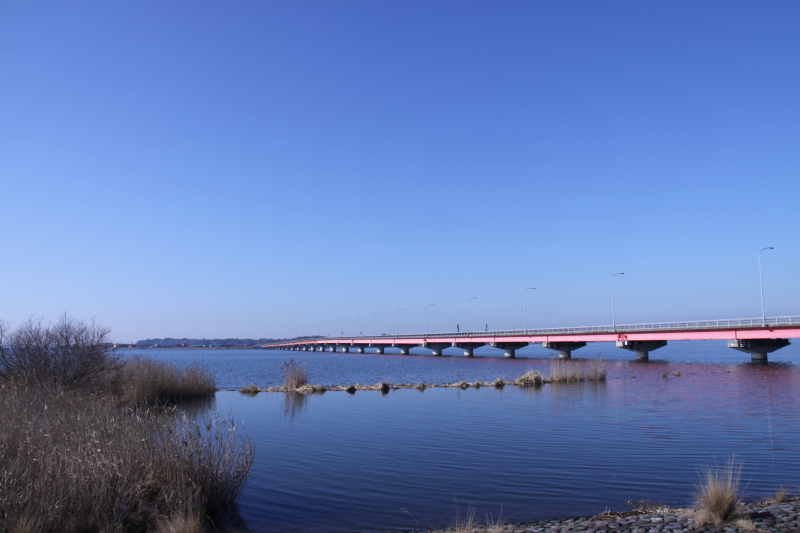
[282,359,307,389]
[0,315,119,391]
[514,370,543,387]
[491,377,505,388]
[694,457,742,525]
[117,357,216,406]
[0,383,253,533]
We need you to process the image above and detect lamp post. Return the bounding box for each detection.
[340,318,346,337]
[759,246,774,325]
[328,320,334,337]
[524,287,535,332]
[318,322,322,337]
[466,297,476,333]
[426,304,435,337]
[396,309,404,336]
[611,272,624,331]
[356,316,362,336]
[373,313,380,337]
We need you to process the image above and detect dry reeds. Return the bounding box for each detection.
[548,359,606,383]
[282,359,308,389]
[513,370,543,387]
[0,383,253,533]
[694,457,742,525]
[117,357,216,406]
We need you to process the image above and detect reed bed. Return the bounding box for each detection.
[0,383,253,533]
[548,359,607,383]
[513,370,543,387]
[0,316,253,533]
[117,356,217,406]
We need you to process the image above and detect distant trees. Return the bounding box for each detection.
[0,314,119,390]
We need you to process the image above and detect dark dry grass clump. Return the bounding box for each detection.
[694,457,742,525]
[282,358,308,389]
[239,384,260,395]
[514,370,543,387]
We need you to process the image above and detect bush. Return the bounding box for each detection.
[514,370,543,387]
[0,315,119,391]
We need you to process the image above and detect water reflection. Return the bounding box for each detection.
[173,395,216,417]
[283,392,307,418]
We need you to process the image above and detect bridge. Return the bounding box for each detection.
[264,315,800,362]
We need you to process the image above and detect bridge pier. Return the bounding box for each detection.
[454,342,483,357]
[354,345,364,353]
[728,339,790,362]
[542,341,587,359]
[422,343,450,356]
[393,344,413,355]
[370,344,386,354]
[490,342,528,358]
[616,340,667,361]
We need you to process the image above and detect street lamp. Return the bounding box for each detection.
[373,313,380,337]
[328,320,334,337]
[524,287,535,332]
[611,273,624,331]
[396,309,404,336]
[759,246,774,325]
[341,318,346,337]
[356,316,362,336]
[426,304,435,336]
[466,297,476,333]
[318,322,322,337]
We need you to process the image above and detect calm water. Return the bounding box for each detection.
[131,342,800,533]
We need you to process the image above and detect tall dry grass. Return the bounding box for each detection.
[0,383,253,533]
[548,359,607,383]
[282,358,308,389]
[694,457,742,525]
[117,356,216,406]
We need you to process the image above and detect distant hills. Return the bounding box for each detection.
[133,338,278,348]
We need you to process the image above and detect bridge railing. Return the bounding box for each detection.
[270,315,800,343]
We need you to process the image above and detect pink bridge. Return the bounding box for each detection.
[265,316,800,362]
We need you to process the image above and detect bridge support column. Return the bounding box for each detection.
[394,344,413,355]
[422,343,450,356]
[340,345,350,353]
[490,342,528,358]
[616,340,667,361]
[328,345,337,352]
[372,345,385,354]
[728,339,790,362]
[543,341,587,359]
[354,346,364,353]
[454,342,483,357]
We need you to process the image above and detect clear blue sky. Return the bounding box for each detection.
[1,1,798,342]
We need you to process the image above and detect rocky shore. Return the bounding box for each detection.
[439,498,800,533]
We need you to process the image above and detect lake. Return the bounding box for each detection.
[129,341,800,532]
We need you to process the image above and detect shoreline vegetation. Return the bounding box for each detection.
[0,316,254,533]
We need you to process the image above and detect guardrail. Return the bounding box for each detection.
[268,315,800,344]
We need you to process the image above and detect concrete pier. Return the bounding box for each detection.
[420,342,450,356]
[728,338,790,362]
[454,342,483,357]
[542,341,586,359]
[616,340,667,360]
[490,342,528,358]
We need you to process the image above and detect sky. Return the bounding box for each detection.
[1,1,799,342]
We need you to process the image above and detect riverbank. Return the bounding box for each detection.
[425,497,800,533]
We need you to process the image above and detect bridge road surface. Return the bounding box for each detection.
[265,316,800,362]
